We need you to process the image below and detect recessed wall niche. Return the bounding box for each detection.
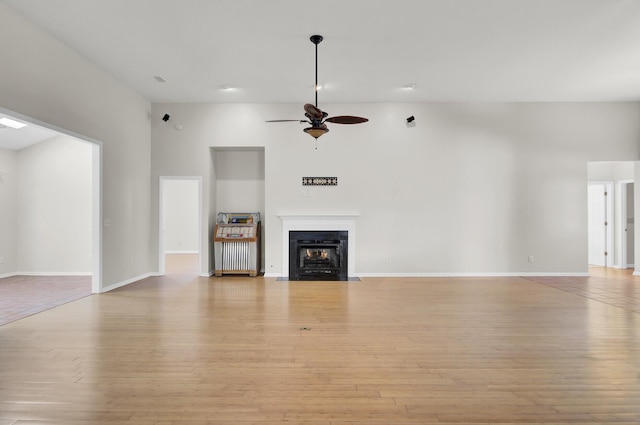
[211,147,265,271]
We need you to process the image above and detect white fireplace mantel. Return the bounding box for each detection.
[278,214,358,278]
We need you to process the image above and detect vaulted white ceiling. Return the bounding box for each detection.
[4,0,640,105]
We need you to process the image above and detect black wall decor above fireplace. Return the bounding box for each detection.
[289,230,348,281]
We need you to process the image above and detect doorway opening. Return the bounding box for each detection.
[587,161,636,271]
[159,177,202,276]
[0,107,102,296]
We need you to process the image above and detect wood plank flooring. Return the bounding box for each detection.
[1,261,639,424]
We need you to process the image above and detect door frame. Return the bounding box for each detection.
[588,181,614,268]
[618,179,634,269]
[0,107,102,293]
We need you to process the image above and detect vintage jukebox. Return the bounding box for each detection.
[213,212,261,277]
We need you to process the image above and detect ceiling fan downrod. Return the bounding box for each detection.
[310,35,323,108]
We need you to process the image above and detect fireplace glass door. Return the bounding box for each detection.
[298,244,340,276]
[289,231,348,281]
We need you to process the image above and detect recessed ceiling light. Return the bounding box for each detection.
[153,76,167,83]
[221,84,234,91]
[0,117,27,129]
[403,84,416,90]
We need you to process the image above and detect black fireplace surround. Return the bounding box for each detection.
[289,230,348,281]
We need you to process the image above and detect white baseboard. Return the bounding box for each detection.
[0,272,17,279]
[164,251,198,254]
[260,272,590,279]
[100,272,157,293]
[356,272,590,278]
[12,271,92,277]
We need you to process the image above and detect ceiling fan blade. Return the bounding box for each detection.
[325,116,369,124]
[304,103,324,120]
[265,119,306,123]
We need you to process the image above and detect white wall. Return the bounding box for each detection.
[163,179,199,253]
[0,148,18,276]
[1,3,152,290]
[16,136,92,273]
[588,162,634,181]
[214,148,265,217]
[151,102,640,276]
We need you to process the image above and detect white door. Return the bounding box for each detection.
[588,183,611,267]
[624,182,634,268]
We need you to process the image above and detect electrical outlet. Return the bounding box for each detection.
[528,255,534,263]
[0,256,4,264]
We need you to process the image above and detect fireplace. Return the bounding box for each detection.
[277,214,357,279]
[289,230,348,281]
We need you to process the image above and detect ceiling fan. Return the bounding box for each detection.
[266,35,368,141]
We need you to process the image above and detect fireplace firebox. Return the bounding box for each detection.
[289,230,348,281]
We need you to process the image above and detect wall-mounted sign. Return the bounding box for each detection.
[302,177,338,186]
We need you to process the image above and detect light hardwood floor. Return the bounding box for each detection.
[1,260,639,424]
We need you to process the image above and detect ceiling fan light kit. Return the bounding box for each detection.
[303,126,329,139]
[266,35,368,144]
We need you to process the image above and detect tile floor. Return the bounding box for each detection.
[0,275,92,326]
[525,266,640,314]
